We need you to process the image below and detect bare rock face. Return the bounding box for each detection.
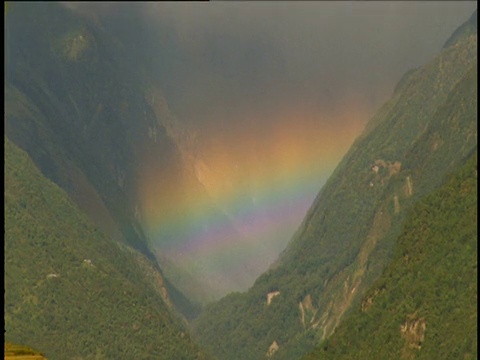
[266,341,279,358]
[267,291,280,306]
[400,314,426,358]
[299,294,318,329]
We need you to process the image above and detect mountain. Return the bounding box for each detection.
[192,13,477,360]
[5,1,161,259]
[444,9,477,49]
[4,2,258,305]
[4,137,207,359]
[304,149,477,359]
[70,3,284,304]
[5,3,477,359]
[4,0,205,317]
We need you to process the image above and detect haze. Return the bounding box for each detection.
[67,1,477,301]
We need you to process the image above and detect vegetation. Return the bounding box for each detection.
[5,1,165,258]
[4,3,477,359]
[4,0,235,309]
[305,150,477,359]
[4,137,207,359]
[443,9,477,48]
[4,1,200,317]
[193,14,477,360]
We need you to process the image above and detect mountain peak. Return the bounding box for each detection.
[443,9,477,49]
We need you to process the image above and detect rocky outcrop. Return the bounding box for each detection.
[299,294,318,329]
[266,341,279,358]
[400,314,426,359]
[267,291,280,306]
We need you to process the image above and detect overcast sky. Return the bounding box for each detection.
[68,2,477,132]
[127,1,477,130]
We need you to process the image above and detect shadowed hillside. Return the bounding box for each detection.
[4,2,252,306]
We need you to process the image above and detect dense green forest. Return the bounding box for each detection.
[5,1,161,258]
[305,150,477,359]
[4,3,477,360]
[4,137,207,359]
[4,0,204,318]
[4,1,239,307]
[193,13,477,360]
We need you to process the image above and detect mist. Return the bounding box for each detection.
[67,1,477,300]
[69,2,476,124]
[138,2,476,124]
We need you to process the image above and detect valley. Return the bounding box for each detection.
[4,2,477,359]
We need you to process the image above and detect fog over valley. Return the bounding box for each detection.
[4,2,477,358]
[63,1,477,301]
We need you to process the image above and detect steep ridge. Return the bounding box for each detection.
[444,9,477,49]
[5,2,254,305]
[4,137,207,359]
[304,149,477,359]
[83,3,275,303]
[193,14,477,359]
[4,1,172,260]
[4,2,203,314]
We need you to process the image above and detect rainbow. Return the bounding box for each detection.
[137,106,368,298]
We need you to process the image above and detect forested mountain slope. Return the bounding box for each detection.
[305,149,477,360]
[5,1,164,259]
[4,137,207,360]
[4,2,249,306]
[444,9,477,48]
[193,13,477,360]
